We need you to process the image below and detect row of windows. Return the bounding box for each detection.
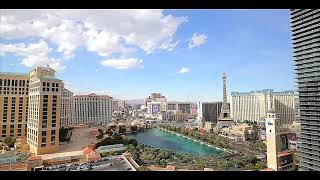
[43,82,59,88]
[0,79,29,87]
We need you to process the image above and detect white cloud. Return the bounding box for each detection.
[188,33,208,49]
[100,58,143,70]
[177,67,190,74]
[0,9,188,58]
[0,40,65,71]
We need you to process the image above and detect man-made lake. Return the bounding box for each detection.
[128,128,224,156]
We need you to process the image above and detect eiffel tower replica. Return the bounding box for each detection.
[217,72,234,129]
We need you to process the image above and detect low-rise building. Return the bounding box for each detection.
[220,124,255,142]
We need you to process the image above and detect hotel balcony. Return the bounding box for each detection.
[290,9,316,19]
[300,111,320,116]
[298,82,320,87]
[299,97,320,101]
[298,87,320,92]
[295,58,320,66]
[299,144,320,152]
[299,162,320,171]
[291,18,320,32]
[299,107,320,111]
[292,33,320,44]
[299,154,320,162]
[293,38,320,49]
[300,116,320,121]
[293,23,320,36]
[294,43,320,54]
[292,28,320,40]
[294,53,320,62]
[300,102,320,106]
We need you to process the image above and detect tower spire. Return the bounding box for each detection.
[223,72,227,103]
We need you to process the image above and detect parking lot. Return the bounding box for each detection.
[40,155,135,171]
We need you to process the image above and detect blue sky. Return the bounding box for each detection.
[0,9,294,101]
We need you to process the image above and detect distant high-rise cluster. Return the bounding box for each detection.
[231,89,296,124]
[290,9,320,171]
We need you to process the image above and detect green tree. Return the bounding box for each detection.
[119,126,126,134]
[217,160,230,171]
[136,166,150,171]
[159,159,167,167]
[254,162,267,170]
[4,137,16,148]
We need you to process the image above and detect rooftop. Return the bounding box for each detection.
[39,151,84,160]
[0,72,29,76]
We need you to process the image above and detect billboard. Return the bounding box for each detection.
[279,154,293,166]
[288,133,297,141]
[152,104,160,114]
[280,134,289,151]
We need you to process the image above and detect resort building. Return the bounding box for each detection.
[60,85,73,127]
[145,93,167,117]
[0,72,29,140]
[197,101,223,124]
[71,93,113,126]
[27,66,63,155]
[219,124,256,142]
[231,89,295,124]
[290,9,320,171]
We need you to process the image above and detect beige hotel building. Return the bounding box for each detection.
[27,67,63,155]
[0,73,29,139]
[60,85,74,127]
[231,89,295,124]
[71,93,113,126]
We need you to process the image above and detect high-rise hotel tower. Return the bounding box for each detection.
[27,66,62,155]
[0,73,29,139]
[290,9,320,171]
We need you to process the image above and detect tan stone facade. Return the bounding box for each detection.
[60,85,73,127]
[27,67,62,155]
[0,73,29,140]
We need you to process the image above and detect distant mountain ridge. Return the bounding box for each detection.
[125,99,145,105]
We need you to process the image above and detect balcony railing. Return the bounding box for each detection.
[291,9,320,23]
[292,18,320,32]
[293,33,320,44]
[292,28,320,40]
[293,38,320,48]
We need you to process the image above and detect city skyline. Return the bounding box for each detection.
[0,10,294,101]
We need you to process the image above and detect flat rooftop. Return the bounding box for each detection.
[39,151,83,160]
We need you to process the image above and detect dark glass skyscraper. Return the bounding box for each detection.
[290,9,320,171]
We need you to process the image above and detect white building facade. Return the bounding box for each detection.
[231,89,295,124]
[60,85,73,127]
[71,93,112,126]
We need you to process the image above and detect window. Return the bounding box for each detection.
[4,79,6,86]
[41,144,46,147]
[42,138,46,143]
[51,130,55,135]
[8,79,10,86]
[47,82,50,86]
[51,136,55,141]
[42,131,46,136]
[18,129,21,133]
[18,124,22,128]
[44,95,48,98]
[2,125,6,129]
